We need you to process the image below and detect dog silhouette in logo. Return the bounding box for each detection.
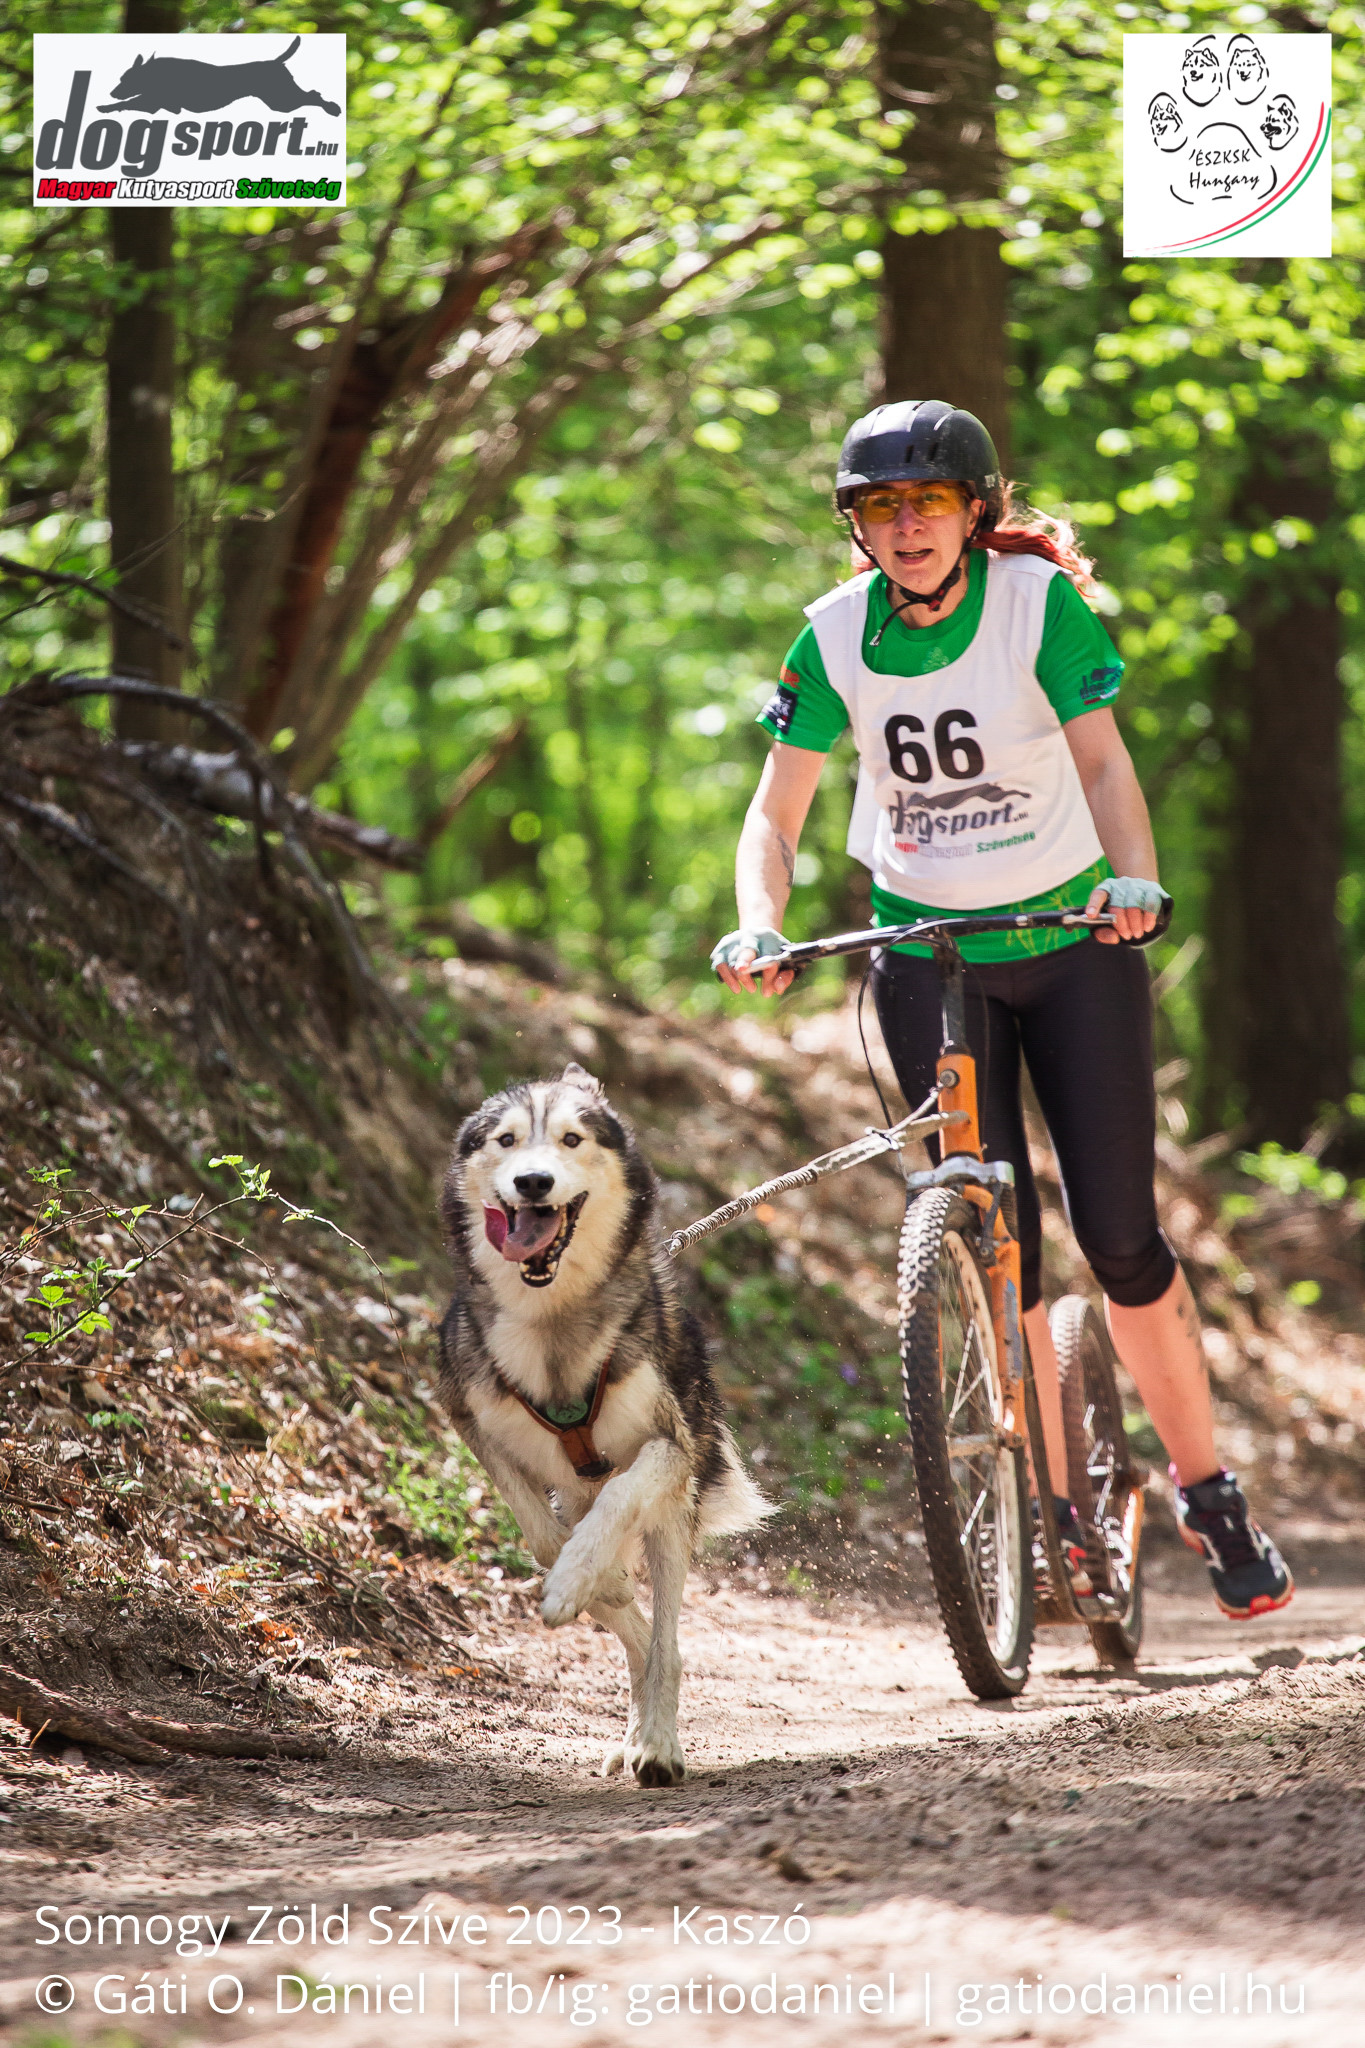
[1227,35,1269,106]
[1180,35,1221,107]
[98,34,340,117]
[1260,93,1299,151]
[1148,93,1186,153]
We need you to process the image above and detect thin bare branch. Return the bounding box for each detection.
[417,717,527,852]
[0,553,184,645]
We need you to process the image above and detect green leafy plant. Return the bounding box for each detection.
[23,1261,115,1343]
[386,1450,530,1575]
[12,1155,410,1366]
[1234,1144,1357,1207]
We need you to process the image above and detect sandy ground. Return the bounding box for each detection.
[2,1529,1364,2048]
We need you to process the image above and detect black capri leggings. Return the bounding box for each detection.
[872,936,1176,1314]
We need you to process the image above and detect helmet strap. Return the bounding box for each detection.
[841,511,878,569]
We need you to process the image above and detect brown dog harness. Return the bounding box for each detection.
[492,1355,614,1481]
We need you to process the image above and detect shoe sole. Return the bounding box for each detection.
[1177,1525,1294,1618]
[1213,1578,1295,1620]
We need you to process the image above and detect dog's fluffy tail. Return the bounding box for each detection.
[699,1428,774,1538]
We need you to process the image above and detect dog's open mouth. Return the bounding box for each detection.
[483,1191,587,1286]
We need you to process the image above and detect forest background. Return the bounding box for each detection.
[2,0,1364,1159]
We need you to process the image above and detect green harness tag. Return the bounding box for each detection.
[544,1399,590,1427]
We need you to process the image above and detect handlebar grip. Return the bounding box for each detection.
[1118,892,1174,949]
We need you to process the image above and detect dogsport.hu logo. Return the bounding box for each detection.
[32,34,346,206]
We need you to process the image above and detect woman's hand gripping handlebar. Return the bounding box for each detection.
[1082,875,1172,947]
[711,926,797,996]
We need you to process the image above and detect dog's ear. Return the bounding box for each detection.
[456,1108,496,1158]
[560,1061,604,1093]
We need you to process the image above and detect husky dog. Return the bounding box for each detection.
[437,1065,768,1787]
[1148,93,1186,154]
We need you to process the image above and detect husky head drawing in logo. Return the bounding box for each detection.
[1227,34,1270,105]
[1180,35,1221,107]
[1260,93,1299,151]
[1148,93,1186,152]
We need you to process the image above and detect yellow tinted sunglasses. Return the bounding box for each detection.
[855,480,970,523]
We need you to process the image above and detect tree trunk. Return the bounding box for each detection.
[1202,450,1347,1145]
[240,230,557,748]
[876,0,1010,466]
[108,0,181,743]
[563,658,615,970]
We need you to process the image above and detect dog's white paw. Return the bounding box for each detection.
[541,1581,583,1627]
[541,1555,598,1627]
[626,1731,685,1789]
[542,1554,632,1625]
[600,1745,626,1778]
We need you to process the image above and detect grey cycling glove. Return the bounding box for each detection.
[710,927,787,977]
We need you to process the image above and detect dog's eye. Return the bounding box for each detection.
[497,1133,516,1149]
[562,1132,582,1148]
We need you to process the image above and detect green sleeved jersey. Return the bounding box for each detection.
[755,553,1122,960]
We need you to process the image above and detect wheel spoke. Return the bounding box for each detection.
[946,1314,980,1421]
[947,1352,989,1426]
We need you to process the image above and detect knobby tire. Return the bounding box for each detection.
[1052,1293,1144,1666]
[898,1188,1033,1699]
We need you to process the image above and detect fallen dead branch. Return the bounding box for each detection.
[118,741,426,872]
[0,1665,327,1763]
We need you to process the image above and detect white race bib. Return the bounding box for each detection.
[807,554,1104,909]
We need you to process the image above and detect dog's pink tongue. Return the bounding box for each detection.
[482,1205,509,1253]
[502,1205,563,1262]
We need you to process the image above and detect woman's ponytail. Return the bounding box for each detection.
[972,482,1098,599]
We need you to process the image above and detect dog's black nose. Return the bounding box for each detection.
[513,1171,555,1202]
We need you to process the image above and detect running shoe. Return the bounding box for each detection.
[1171,1466,1294,1619]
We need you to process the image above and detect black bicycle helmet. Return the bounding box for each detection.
[835,399,1004,530]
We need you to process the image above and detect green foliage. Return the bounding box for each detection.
[999,0,1365,1104]
[4,0,1365,1113]
[385,1446,531,1574]
[1123,1408,1164,1465]
[23,1261,118,1343]
[1234,1141,1360,1207]
[328,316,878,1000]
[698,1243,906,1505]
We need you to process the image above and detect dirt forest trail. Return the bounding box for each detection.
[4,1530,1365,2048]
[5,764,1365,2047]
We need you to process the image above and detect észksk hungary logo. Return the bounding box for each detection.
[1122,33,1330,257]
[32,34,346,207]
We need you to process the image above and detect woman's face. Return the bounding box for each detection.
[853,483,983,601]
